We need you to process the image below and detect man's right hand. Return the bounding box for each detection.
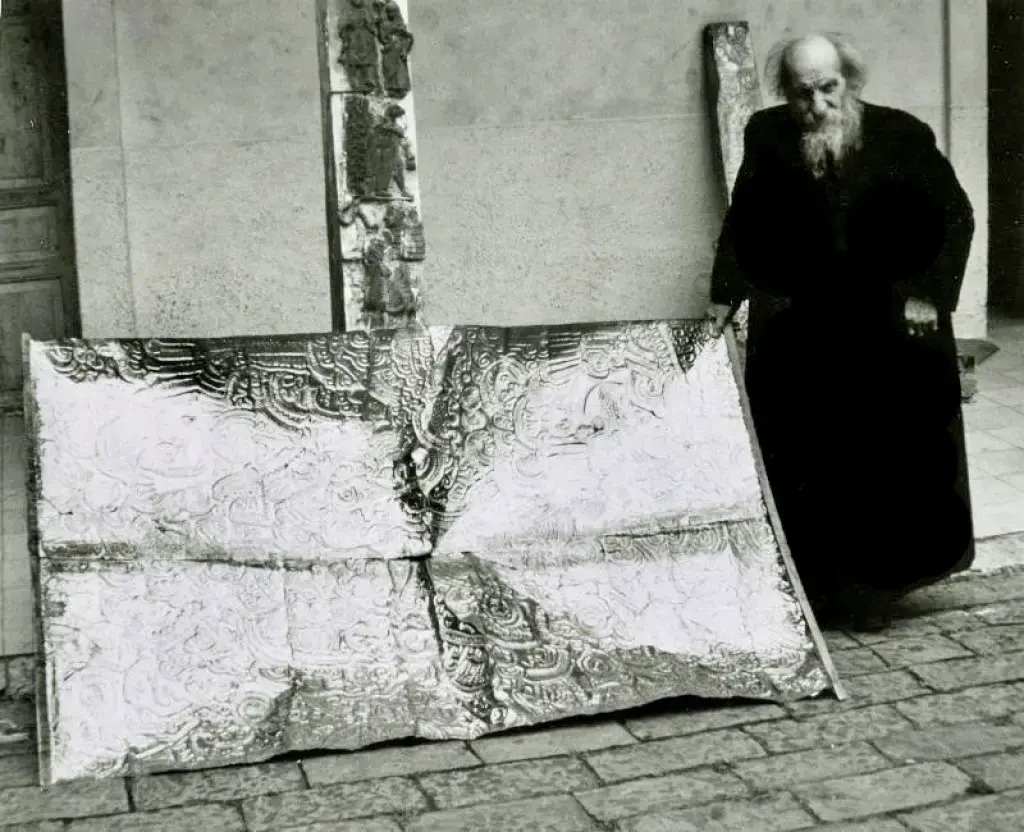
[707,303,735,336]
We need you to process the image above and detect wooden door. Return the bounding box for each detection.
[0,0,78,409]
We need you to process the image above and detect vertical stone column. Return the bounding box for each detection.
[325,0,425,331]
[705,22,762,345]
[944,0,988,337]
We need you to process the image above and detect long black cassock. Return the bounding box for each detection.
[711,101,975,598]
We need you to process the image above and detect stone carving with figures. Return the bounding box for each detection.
[337,0,414,97]
[25,323,842,784]
[338,0,382,93]
[378,0,414,97]
[373,103,415,200]
[338,90,423,329]
[328,0,424,330]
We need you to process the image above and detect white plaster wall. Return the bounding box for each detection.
[63,0,332,339]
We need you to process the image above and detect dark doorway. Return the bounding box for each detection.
[989,0,1024,317]
[0,0,80,409]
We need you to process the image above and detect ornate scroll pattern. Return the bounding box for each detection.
[44,336,382,428]
[26,323,839,783]
[282,559,458,751]
[421,322,765,552]
[668,319,717,374]
[38,558,456,780]
[39,559,294,782]
[428,519,828,734]
[31,336,434,561]
[706,21,762,345]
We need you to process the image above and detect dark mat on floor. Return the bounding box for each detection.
[957,338,1000,366]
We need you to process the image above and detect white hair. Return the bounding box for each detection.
[764,32,869,100]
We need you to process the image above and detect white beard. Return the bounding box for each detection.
[800,97,864,179]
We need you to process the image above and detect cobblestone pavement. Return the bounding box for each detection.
[4,567,1024,830]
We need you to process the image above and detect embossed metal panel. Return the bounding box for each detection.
[26,322,842,784]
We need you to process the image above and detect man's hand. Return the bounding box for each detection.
[904,297,938,337]
[707,303,735,337]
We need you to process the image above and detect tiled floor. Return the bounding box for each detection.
[1,322,1024,659]
[963,317,1024,552]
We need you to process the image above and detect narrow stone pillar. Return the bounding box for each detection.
[705,22,763,345]
[325,0,425,330]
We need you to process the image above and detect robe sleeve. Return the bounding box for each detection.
[709,116,763,307]
[895,120,975,317]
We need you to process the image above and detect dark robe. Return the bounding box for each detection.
[710,101,975,599]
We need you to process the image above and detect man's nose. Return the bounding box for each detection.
[810,93,827,117]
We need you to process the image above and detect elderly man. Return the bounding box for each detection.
[708,34,975,626]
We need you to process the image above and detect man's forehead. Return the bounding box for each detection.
[788,37,842,83]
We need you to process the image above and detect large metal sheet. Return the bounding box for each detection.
[24,322,842,784]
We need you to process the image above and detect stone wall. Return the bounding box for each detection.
[63,0,332,338]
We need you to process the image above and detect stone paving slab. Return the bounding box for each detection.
[894,679,1024,725]
[2,568,1024,828]
[403,794,597,832]
[872,721,1024,763]
[574,767,748,822]
[786,669,929,717]
[469,720,636,763]
[792,761,972,822]
[584,729,766,781]
[240,777,425,831]
[302,741,481,785]
[623,700,786,740]
[729,742,891,791]
[130,761,306,811]
[617,791,815,831]
[899,787,1024,831]
[417,756,598,809]
[958,749,1024,792]
[742,704,913,752]
[950,623,1024,654]
[65,804,246,832]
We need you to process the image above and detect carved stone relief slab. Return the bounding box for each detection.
[325,0,425,331]
[706,22,762,344]
[25,322,841,784]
